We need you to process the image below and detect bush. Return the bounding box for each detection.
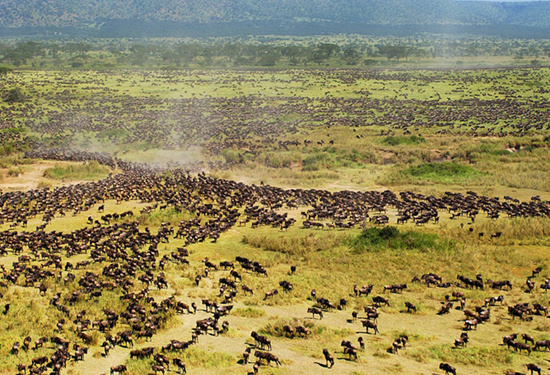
[382,135,425,146]
[348,226,452,253]
[4,87,25,103]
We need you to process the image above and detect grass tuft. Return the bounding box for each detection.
[43,160,111,180]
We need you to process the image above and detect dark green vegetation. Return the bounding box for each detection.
[348,226,451,253]
[1,36,550,70]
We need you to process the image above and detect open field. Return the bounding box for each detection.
[0,67,549,375]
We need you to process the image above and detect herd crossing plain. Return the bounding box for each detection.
[0,65,550,375]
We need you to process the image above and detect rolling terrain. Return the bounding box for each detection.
[2,0,550,37]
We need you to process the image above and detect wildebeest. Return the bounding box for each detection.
[372,296,389,307]
[526,363,541,375]
[243,347,251,364]
[322,348,334,368]
[439,362,456,375]
[307,307,323,319]
[264,289,278,300]
[110,365,127,375]
[534,339,550,351]
[173,359,186,374]
[454,332,469,348]
[405,301,416,313]
[362,320,379,334]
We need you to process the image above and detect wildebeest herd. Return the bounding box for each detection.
[3,69,550,161]
[1,67,550,374]
[0,148,544,374]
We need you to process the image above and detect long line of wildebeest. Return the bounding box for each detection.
[1,148,549,375]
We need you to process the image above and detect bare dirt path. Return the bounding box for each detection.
[64,297,504,375]
[0,161,92,192]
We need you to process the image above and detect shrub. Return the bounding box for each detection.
[348,226,452,253]
[4,87,25,103]
[382,135,425,146]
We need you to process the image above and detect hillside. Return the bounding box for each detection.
[1,0,550,37]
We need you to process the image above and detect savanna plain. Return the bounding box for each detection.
[0,65,549,375]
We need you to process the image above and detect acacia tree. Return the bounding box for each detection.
[343,46,361,65]
[310,43,340,65]
[376,45,409,61]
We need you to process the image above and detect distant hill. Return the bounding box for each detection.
[1,0,550,37]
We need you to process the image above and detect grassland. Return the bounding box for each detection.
[0,66,549,375]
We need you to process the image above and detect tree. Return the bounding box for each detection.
[64,42,91,57]
[281,46,303,65]
[258,52,279,67]
[376,45,409,61]
[343,46,361,65]
[310,43,339,65]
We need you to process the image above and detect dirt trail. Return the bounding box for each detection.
[64,297,491,375]
[0,164,51,191]
[67,314,194,375]
[0,162,91,192]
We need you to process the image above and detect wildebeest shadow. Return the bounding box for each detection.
[337,356,357,362]
[314,361,329,368]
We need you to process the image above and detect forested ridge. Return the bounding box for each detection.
[2,0,550,31]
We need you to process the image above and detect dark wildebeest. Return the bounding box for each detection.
[307,307,323,319]
[362,320,379,334]
[110,365,127,375]
[526,363,541,375]
[439,362,456,375]
[322,348,334,368]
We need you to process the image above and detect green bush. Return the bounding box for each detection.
[348,226,452,253]
[3,87,25,103]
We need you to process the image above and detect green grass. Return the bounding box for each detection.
[0,155,35,168]
[401,162,482,182]
[138,207,196,226]
[2,66,550,375]
[42,160,111,180]
[242,231,347,257]
[233,307,267,318]
[176,346,235,368]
